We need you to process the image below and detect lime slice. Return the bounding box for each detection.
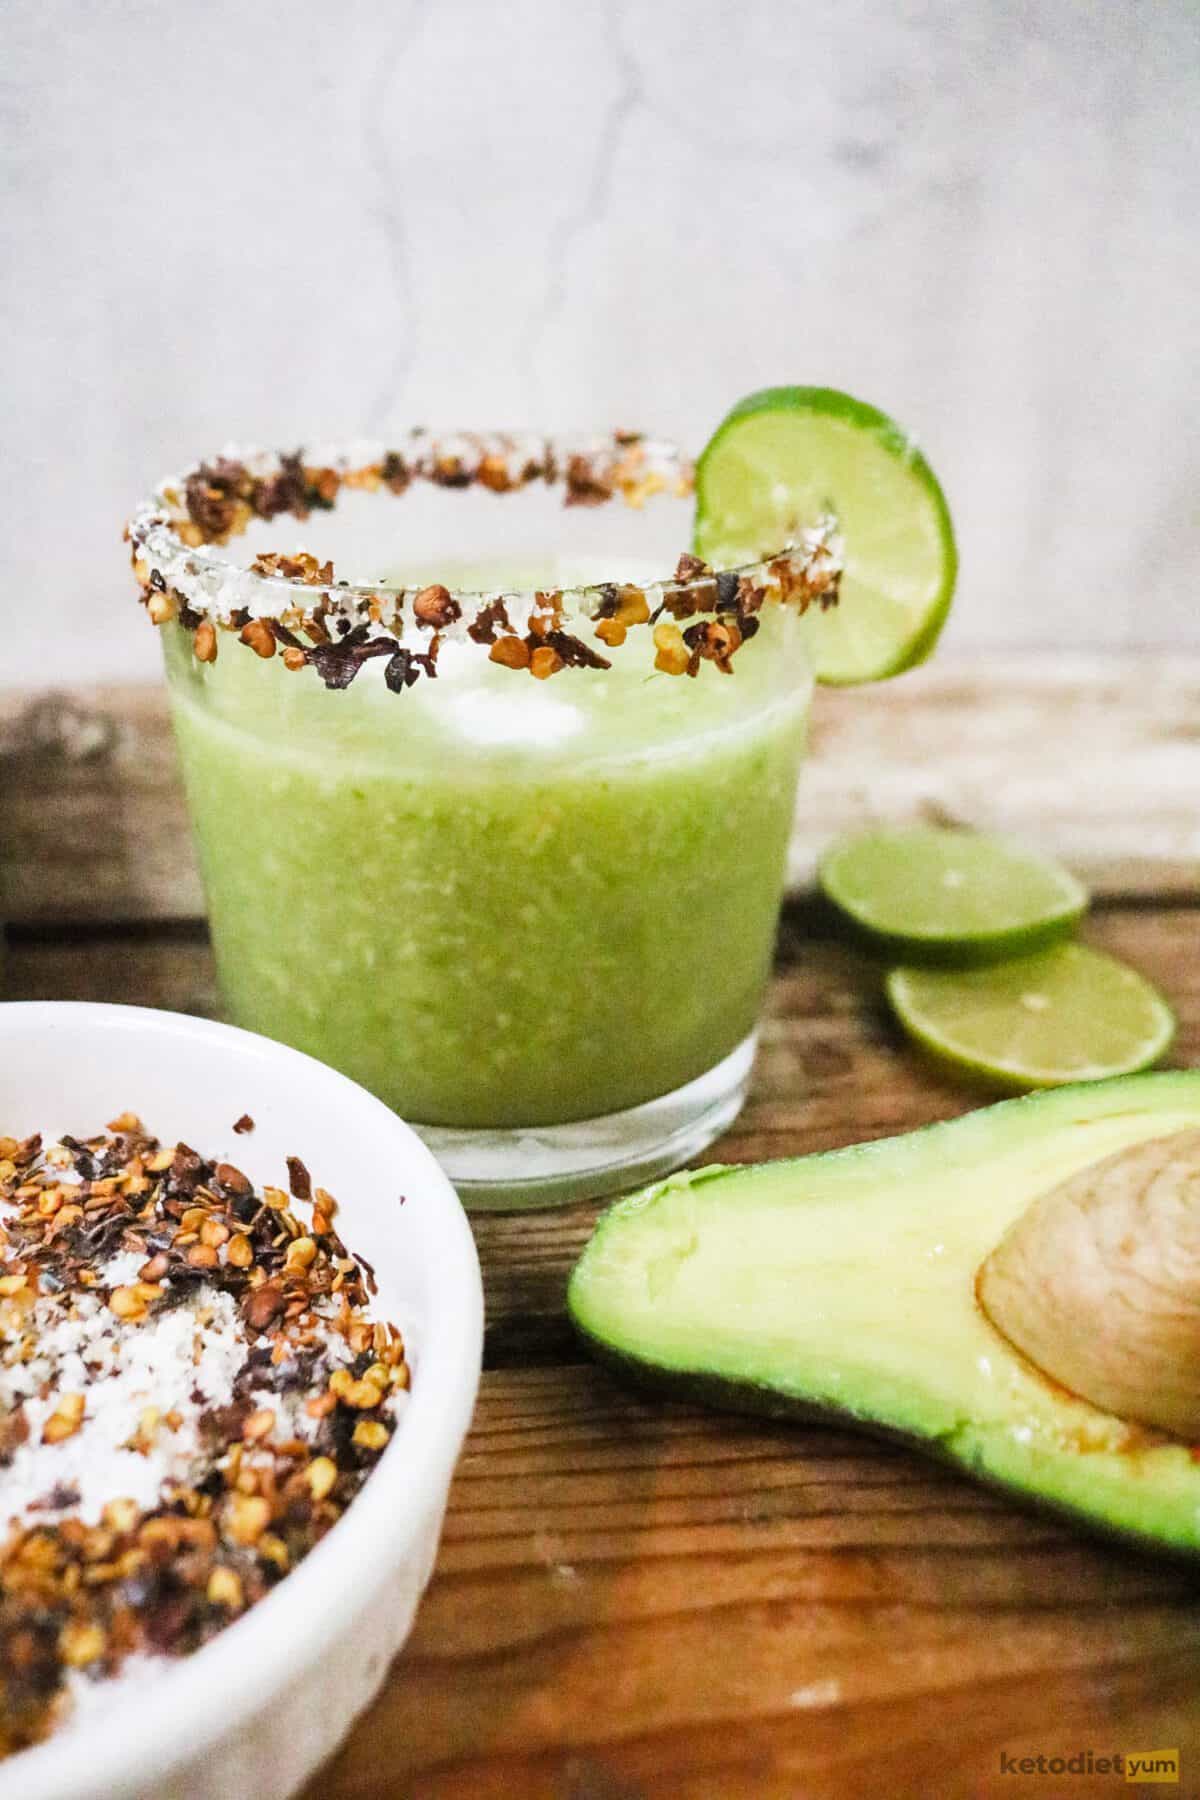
[887,945,1176,1092]
[820,826,1088,965]
[693,386,957,684]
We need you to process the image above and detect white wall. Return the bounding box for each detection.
[2,0,1197,686]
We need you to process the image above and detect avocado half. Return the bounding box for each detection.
[568,1072,1200,1558]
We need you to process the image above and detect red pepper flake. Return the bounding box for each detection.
[286,1157,312,1203]
[467,597,515,645]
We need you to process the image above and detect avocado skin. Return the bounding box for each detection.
[567,1073,1200,1562]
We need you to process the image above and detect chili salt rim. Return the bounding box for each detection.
[125,431,843,690]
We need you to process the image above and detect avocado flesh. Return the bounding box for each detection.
[568,1072,1200,1557]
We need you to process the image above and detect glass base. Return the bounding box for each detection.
[416,1031,758,1212]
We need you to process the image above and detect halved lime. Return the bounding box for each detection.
[693,386,957,684]
[887,945,1176,1092]
[819,826,1088,965]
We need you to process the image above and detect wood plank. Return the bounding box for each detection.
[1,927,218,1018]
[3,655,1198,925]
[303,1364,1200,1799]
[797,652,1200,899]
[6,907,1199,1372]
[0,686,195,927]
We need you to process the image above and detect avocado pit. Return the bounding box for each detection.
[977,1128,1200,1438]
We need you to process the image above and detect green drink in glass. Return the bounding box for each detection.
[129,406,950,1207]
[162,598,812,1135]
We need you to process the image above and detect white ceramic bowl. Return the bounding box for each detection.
[0,1002,483,1800]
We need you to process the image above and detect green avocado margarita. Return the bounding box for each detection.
[161,596,812,1130]
[128,399,955,1205]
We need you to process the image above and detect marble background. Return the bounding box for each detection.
[2,0,1197,686]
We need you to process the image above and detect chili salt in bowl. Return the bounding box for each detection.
[0,1001,483,1800]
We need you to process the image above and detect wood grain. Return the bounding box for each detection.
[3,656,1198,924]
[307,1366,1200,1800]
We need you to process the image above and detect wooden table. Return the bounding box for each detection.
[3,658,1200,1799]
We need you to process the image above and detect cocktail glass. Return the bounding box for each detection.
[128,435,839,1208]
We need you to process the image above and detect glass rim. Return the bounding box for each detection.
[126,431,843,688]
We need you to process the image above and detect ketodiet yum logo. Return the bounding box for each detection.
[998,1749,1179,1783]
